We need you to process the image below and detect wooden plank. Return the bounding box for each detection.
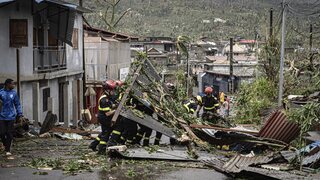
[190,124,259,135]
[111,58,146,124]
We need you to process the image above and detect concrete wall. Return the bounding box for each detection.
[205,64,256,77]
[0,1,84,126]
[0,1,34,81]
[23,76,83,125]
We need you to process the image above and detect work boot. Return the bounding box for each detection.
[170,138,177,145]
[89,140,99,151]
[143,138,149,146]
[97,145,106,155]
[154,139,160,146]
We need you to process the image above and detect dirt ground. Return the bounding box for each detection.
[0,137,230,180]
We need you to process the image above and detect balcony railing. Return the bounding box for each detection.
[33,46,66,73]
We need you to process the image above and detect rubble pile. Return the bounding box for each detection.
[8,58,320,179]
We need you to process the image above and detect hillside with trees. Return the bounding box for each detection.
[69,0,319,46]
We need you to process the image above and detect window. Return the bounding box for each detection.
[72,28,78,49]
[10,19,28,47]
[43,88,50,112]
[48,33,58,47]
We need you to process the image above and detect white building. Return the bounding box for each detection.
[0,0,89,127]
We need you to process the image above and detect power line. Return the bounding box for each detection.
[287,3,320,16]
[287,0,320,13]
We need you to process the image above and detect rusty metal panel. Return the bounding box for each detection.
[258,110,300,144]
[223,154,273,173]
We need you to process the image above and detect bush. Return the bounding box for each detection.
[235,77,277,124]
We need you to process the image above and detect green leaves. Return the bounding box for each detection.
[235,77,277,124]
[288,102,320,134]
[176,35,190,58]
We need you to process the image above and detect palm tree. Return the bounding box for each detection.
[176,35,191,95]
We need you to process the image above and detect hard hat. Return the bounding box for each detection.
[204,87,213,94]
[102,80,116,90]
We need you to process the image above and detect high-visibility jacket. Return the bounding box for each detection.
[183,99,197,114]
[219,92,225,103]
[200,95,219,112]
[97,94,113,120]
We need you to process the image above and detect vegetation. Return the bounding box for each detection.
[235,77,277,124]
[65,0,315,45]
[96,0,131,31]
[258,36,281,84]
[287,102,320,170]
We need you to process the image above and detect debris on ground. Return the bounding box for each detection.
[5,58,320,179]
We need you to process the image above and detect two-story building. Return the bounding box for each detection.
[0,0,89,127]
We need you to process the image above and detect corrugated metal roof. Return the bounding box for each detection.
[258,110,300,144]
[223,153,273,173]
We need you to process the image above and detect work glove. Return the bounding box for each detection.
[196,111,200,118]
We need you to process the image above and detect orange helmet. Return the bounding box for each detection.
[204,87,213,94]
[115,80,124,87]
[102,80,116,90]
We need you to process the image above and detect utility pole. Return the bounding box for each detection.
[229,38,234,93]
[79,0,86,109]
[16,49,20,97]
[186,52,189,96]
[278,0,286,107]
[269,8,273,38]
[309,23,313,70]
[255,32,259,78]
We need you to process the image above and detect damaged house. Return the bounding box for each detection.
[83,25,137,120]
[0,0,89,127]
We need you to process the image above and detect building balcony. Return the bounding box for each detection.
[33,46,67,73]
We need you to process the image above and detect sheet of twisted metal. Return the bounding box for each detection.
[258,110,300,144]
[303,151,320,166]
[222,153,273,173]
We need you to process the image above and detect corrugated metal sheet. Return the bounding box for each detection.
[244,166,307,179]
[280,150,297,162]
[258,110,300,144]
[302,151,320,166]
[223,154,273,173]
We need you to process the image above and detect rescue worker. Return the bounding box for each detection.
[196,87,220,123]
[105,81,138,147]
[89,80,116,154]
[132,92,162,146]
[182,97,198,114]
[219,91,225,104]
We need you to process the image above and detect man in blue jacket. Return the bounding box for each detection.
[0,79,23,156]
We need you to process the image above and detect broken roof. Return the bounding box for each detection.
[84,24,138,41]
